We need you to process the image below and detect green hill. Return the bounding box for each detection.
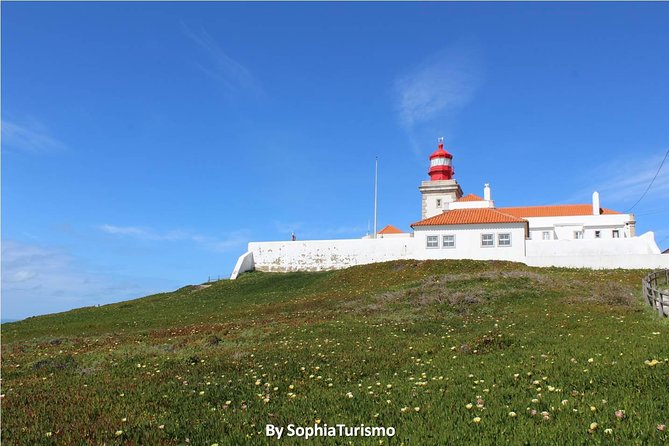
[2,260,668,445]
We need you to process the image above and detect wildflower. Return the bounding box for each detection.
[615,409,625,420]
[645,359,660,367]
[225,400,232,405]
[589,422,598,432]
[508,411,517,418]
[199,391,205,395]
[530,409,538,416]
[588,358,594,363]
[45,432,53,437]
[414,407,420,412]
[472,417,481,423]
[400,407,410,413]
[531,399,540,404]
[158,425,165,429]
[604,428,613,434]
[561,400,569,406]
[115,430,123,437]
[590,406,597,412]
[465,403,473,410]
[386,384,392,389]
[263,398,270,403]
[658,425,667,432]
[346,392,354,399]
[121,418,127,422]
[315,419,321,424]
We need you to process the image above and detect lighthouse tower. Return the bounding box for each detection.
[419,138,463,219]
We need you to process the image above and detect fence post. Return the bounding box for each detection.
[643,270,668,318]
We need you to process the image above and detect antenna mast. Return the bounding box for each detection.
[374,156,378,239]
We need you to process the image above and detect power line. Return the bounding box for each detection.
[625,146,669,213]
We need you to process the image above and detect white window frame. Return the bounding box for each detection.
[442,235,455,248]
[574,231,584,239]
[481,233,494,247]
[542,231,551,240]
[612,230,620,238]
[426,235,439,249]
[498,233,511,247]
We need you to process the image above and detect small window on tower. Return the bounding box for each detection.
[595,231,601,238]
[613,230,620,238]
[574,231,584,239]
[542,231,551,240]
[436,199,442,208]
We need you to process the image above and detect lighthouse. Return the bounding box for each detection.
[418,137,463,219]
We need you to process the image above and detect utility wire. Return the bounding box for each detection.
[625,146,669,213]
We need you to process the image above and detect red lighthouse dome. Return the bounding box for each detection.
[428,137,454,181]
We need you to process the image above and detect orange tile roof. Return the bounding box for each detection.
[377,224,404,234]
[456,193,484,202]
[498,204,620,218]
[412,208,527,227]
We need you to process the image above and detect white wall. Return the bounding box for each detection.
[230,251,254,279]
[248,238,418,272]
[526,231,661,256]
[230,230,668,278]
[413,224,527,262]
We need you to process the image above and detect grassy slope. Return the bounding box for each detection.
[2,260,668,445]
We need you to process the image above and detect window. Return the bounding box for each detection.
[442,235,455,248]
[595,230,601,238]
[436,199,442,208]
[612,230,620,238]
[498,233,511,247]
[542,231,551,240]
[426,235,439,248]
[574,231,584,239]
[481,233,494,247]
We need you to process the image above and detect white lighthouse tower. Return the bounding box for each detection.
[418,138,463,219]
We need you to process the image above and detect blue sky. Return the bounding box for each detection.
[3,2,668,320]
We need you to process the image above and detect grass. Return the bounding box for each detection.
[2,259,668,445]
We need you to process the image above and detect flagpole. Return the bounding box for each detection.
[374,156,378,239]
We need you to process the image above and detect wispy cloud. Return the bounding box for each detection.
[98,224,249,253]
[1,118,67,153]
[567,149,669,209]
[181,22,261,98]
[393,46,481,155]
[1,240,169,320]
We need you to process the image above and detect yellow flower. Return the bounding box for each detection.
[414,407,420,412]
[115,430,123,436]
[590,406,596,412]
[472,417,481,423]
[588,358,594,363]
[604,428,613,434]
[199,391,205,395]
[508,411,517,418]
[465,403,473,410]
[589,422,598,431]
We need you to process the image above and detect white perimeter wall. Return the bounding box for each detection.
[232,230,668,278]
[248,238,418,272]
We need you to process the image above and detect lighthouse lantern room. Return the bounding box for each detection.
[428,137,454,180]
[418,138,463,219]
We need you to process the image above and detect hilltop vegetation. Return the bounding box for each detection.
[2,260,668,445]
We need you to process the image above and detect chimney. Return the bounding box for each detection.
[484,183,491,201]
[592,191,600,215]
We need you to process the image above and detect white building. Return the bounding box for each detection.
[231,139,667,278]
